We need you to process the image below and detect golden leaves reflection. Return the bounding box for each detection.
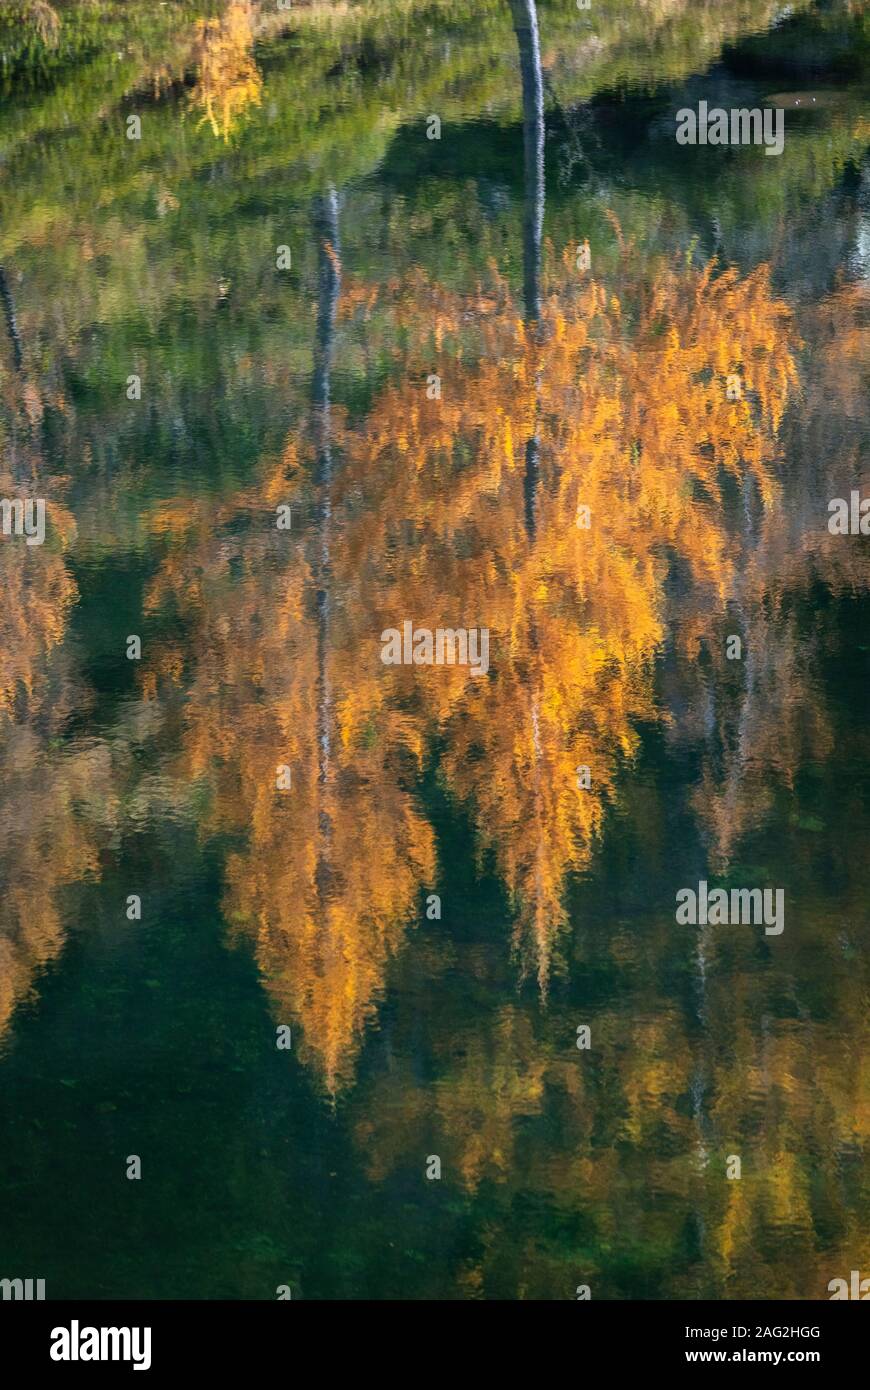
[142,243,802,1086]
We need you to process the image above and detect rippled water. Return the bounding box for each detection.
[0,0,868,1299]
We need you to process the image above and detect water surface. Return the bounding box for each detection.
[0,0,868,1299]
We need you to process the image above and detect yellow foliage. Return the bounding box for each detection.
[190,0,263,143]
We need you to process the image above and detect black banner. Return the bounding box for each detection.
[0,1299,865,1374]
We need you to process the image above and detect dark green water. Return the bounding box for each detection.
[0,0,868,1299]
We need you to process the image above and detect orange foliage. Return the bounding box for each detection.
[142,240,800,1084]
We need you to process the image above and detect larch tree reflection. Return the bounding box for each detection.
[142,194,436,1096]
[349,365,870,1293]
[190,0,263,143]
[337,255,798,993]
[331,19,813,1231]
[0,317,120,1039]
[144,0,803,1089]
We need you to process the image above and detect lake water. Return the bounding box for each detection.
[0,0,868,1299]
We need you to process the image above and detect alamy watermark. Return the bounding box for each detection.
[828,1270,870,1299]
[1,1276,45,1299]
[0,497,45,546]
[380,621,490,677]
[828,490,870,535]
[676,880,784,935]
[676,102,784,157]
[50,1322,151,1371]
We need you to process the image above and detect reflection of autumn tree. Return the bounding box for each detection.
[703,989,870,1295]
[144,494,436,1094]
[0,728,119,1038]
[143,202,436,1094]
[0,306,134,1038]
[336,249,797,985]
[349,794,868,1297]
[144,241,800,1091]
[191,0,262,143]
[0,436,110,1035]
[682,276,869,869]
[657,276,870,1295]
[0,289,78,716]
[331,240,868,1300]
[0,502,75,722]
